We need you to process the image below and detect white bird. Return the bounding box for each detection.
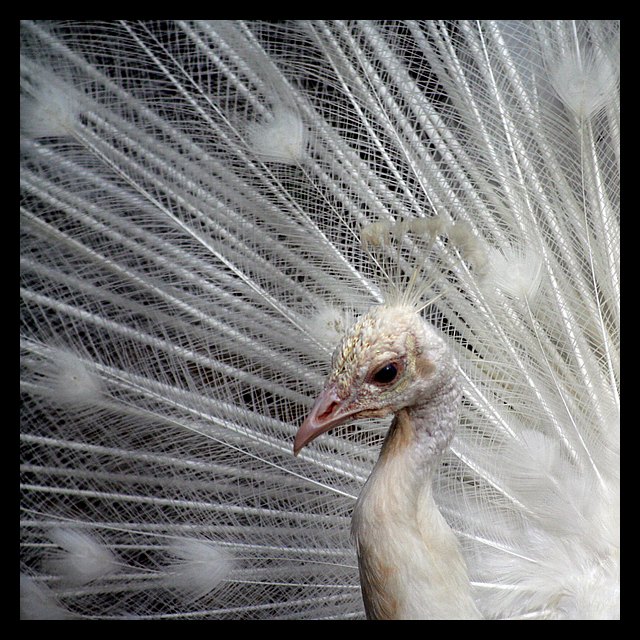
[20,20,619,619]
[295,301,482,619]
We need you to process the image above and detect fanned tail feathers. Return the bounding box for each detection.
[20,20,619,619]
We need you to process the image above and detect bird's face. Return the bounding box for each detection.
[294,304,443,454]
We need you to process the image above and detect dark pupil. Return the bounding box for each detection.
[373,363,398,384]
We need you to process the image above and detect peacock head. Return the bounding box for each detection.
[294,303,452,454]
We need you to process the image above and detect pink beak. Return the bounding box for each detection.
[293,383,355,455]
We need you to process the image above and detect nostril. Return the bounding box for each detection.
[317,401,338,421]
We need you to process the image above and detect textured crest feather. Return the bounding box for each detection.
[359,215,485,312]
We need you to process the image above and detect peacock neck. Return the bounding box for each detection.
[352,371,482,619]
[390,371,461,466]
[362,372,461,527]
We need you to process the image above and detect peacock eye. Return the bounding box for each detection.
[371,362,400,385]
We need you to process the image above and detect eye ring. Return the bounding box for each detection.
[369,361,403,386]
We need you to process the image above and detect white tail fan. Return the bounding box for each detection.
[20,20,619,619]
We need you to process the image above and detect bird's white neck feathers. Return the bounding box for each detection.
[349,307,481,619]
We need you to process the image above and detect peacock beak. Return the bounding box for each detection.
[294,383,355,455]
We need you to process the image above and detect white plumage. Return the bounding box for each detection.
[20,20,619,619]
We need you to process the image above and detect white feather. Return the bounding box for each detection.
[20,70,82,138]
[20,20,619,619]
[247,105,308,164]
[20,575,73,620]
[46,528,118,587]
[165,538,235,600]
